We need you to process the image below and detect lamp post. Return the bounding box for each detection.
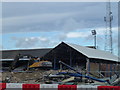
[91,30,97,49]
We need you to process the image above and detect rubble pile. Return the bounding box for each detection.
[2,70,63,83]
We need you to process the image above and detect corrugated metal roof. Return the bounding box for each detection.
[1,48,52,59]
[0,58,30,61]
[64,42,119,62]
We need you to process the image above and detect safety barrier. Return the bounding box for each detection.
[0,83,120,90]
[23,84,40,90]
[0,83,6,90]
[98,86,120,90]
[58,85,77,90]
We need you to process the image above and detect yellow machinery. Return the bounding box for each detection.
[29,60,52,68]
[9,54,52,71]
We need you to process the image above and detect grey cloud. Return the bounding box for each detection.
[2,2,118,33]
[2,2,102,18]
[11,36,58,48]
[58,33,67,41]
[11,37,49,48]
[2,12,76,33]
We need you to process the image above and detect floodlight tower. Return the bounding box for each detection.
[91,30,97,49]
[104,0,113,53]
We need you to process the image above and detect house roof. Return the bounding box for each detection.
[63,42,119,62]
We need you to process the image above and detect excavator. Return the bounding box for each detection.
[9,54,52,71]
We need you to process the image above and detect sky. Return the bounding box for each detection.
[0,2,119,56]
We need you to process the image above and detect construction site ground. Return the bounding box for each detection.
[1,69,120,86]
[1,70,59,84]
[1,69,81,84]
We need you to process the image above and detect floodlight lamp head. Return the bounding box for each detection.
[91,30,96,35]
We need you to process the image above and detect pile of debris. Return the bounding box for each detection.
[2,68,120,86]
[43,61,120,86]
[2,70,60,83]
[1,56,120,86]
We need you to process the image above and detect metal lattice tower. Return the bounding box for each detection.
[104,0,113,53]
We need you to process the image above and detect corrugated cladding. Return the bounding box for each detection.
[64,42,119,62]
[1,48,52,59]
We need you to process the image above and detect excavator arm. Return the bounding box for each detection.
[9,54,35,71]
[9,54,21,71]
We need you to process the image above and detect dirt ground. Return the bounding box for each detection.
[1,70,120,86]
[1,69,74,84]
[1,70,61,84]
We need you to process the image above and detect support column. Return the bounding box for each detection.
[86,58,90,75]
[110,64,112,78]
[53,51,56,70]
[70,48,72,67]
[106,63,108,77]
[118,63,120,76]
[54,58,56,70]
[114,64,115,74]
[116,63,118,75]
[60,63,62,70]
[99,63,101,77]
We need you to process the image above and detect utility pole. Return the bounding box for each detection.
[104,0,113,53]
